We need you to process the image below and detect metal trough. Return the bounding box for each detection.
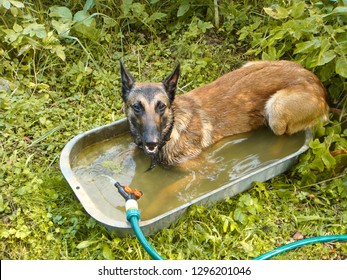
[60,118,312,237]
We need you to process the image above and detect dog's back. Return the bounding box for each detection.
[161,61,328,164]
[182,60,327,139]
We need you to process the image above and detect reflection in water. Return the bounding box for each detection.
[73,127,305,221]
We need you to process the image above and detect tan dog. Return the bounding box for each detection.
[120,60,329,169]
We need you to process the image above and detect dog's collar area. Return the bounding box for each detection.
[146,157,158,172]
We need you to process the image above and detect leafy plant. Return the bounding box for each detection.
[238,0,347,107]
[293,119,347,185]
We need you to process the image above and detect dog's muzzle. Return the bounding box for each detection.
[144,142,159,155]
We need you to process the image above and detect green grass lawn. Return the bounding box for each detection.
[0,0,346,260]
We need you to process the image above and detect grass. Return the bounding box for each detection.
[0,0,346,260]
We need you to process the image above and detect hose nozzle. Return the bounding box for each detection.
[114,182,143,201]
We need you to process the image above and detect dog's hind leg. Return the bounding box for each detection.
[265,87,329,135]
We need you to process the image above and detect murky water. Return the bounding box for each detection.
[72,128,305,221]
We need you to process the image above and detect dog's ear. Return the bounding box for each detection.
[120,60,135,100]
[162,63,180,103]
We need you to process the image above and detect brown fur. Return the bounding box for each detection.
[120,60,329,167]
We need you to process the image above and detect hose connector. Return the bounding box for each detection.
[114,182,143,201]
[125,199,140,222]
[125,199,139,211]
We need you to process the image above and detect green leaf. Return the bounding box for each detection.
[22,23,46,38]
[342,211,347,224]
[301,172,317,186]
[197,20,213,32]
[254,181,269,199]
[311,38,337,67]
[130,2,145,16]
[264,6,289,19]
[18,44,31,56]
[335,57,347,78]
[177,2,190,17]
[83,0,94,11]
[121,0,132,16]
[294,39,319,54]
[321,149,336,169]
[223,218,229,233]
[330,6,347,15]
[233,208,248,225]
[318,61,335,82]
[326,123,342,135]
[149,12,166,22]
[74,10,94,26]
[309,139,324,151]
[262,46,279,60]
[311,156,325,171]
[17,186,26,195]
[1,0,11,9]
[240,241,253,253]
[3,28,19,42]
[76,240,97,249]
[317,50,336,66]
[49,6,73,21]
[334,40,347,57]
[10,6,18,16]
[102,244,114,259]
[12,22,22,32]
[272,30,287,40]
[290,1,305,19]
[0,194,6,212]
[9,0,24,8]
[53,45,66,61]
[51,19,71,35]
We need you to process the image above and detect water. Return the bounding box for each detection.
[72,127,305,221]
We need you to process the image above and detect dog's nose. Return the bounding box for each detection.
[144,142,159,155]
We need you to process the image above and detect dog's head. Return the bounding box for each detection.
[119,60,180,159]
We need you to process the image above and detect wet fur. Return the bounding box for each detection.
[120,60,329,167]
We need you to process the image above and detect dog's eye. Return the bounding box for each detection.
[131,103,142,115]
[156,102,167,113]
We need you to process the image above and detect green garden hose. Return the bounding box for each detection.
[114,181,164,260]
[128,205,347,260]
[126,201,164,260]
[115,181,347,260]
[253,234,347,260]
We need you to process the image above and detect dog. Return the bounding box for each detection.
[120,60,329,169]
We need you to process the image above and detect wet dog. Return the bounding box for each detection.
[120,60,329,169]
